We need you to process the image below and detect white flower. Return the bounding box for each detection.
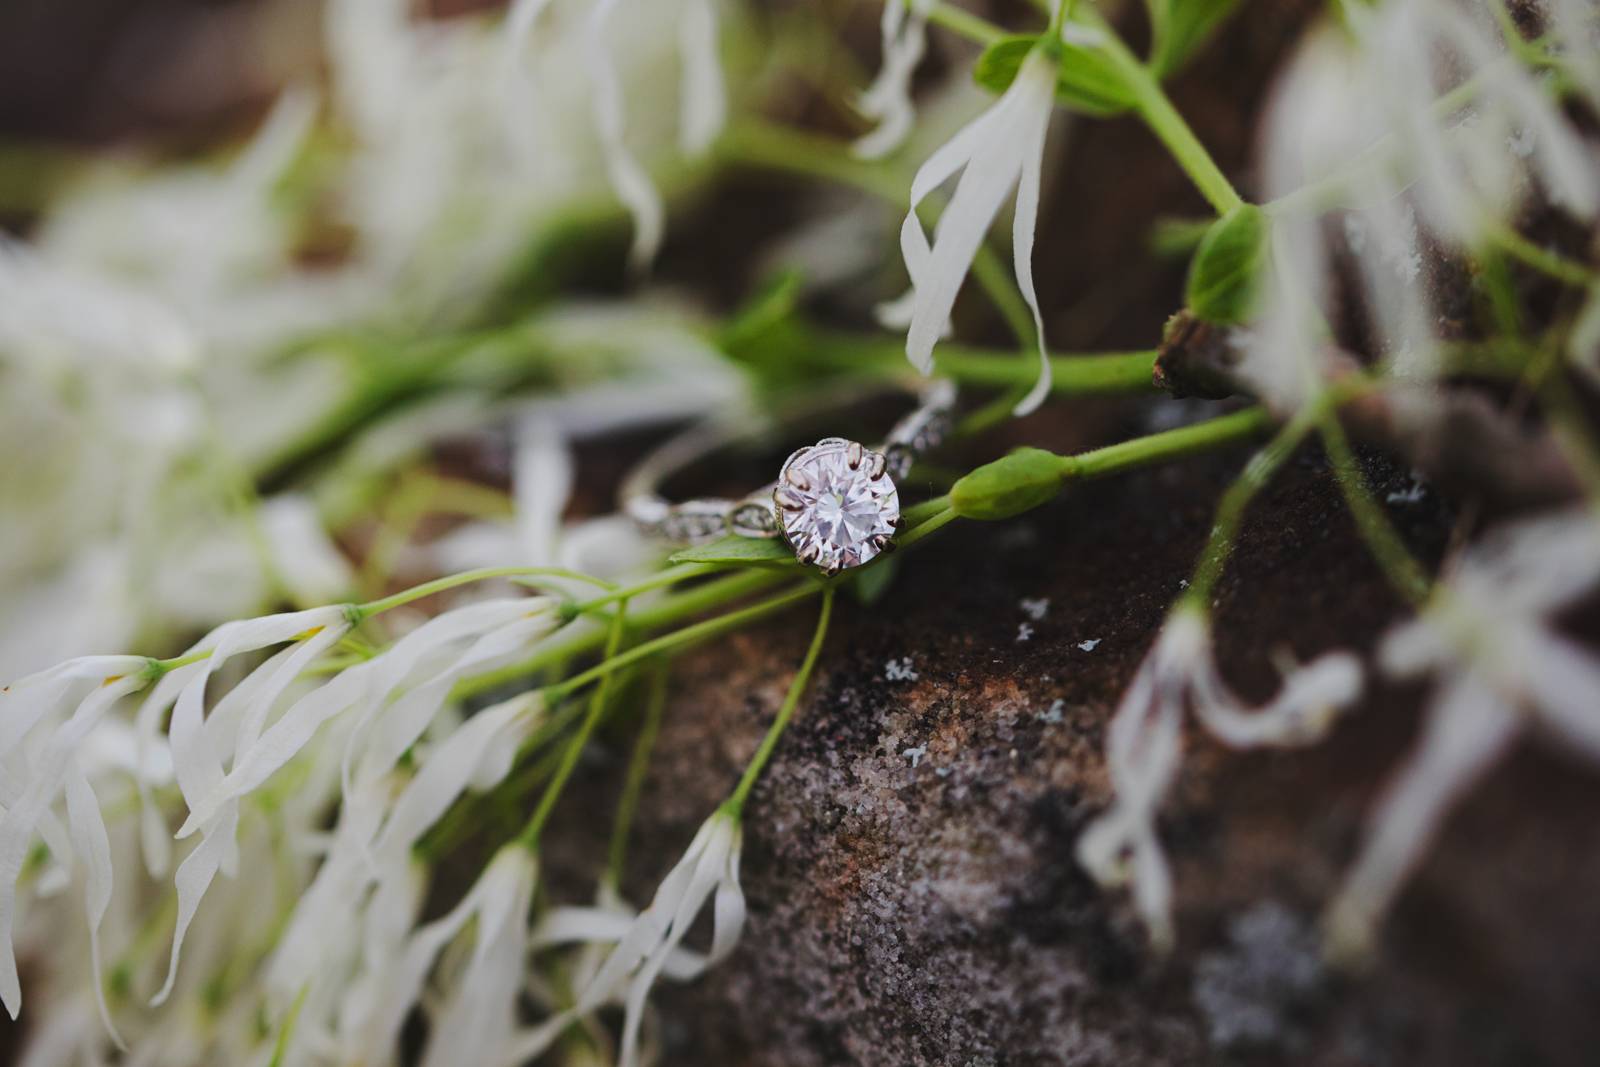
[0,656,149,1020]
[419,848,540,1067]
[678,0,727,155]
[134,596,554,1011]
[853,0,936,159]
[150,604,354,1006]
[532,880,709,989]
[1251,1,1599,404]
[1547,0,1600,112]
[1077,608,1361,949]
[1250,23,1441,405]
[898,40,1061,414]
[367,692,545,869]
[589,809,743,1067]
[263,774,402,1037]
[1326,509,1600,960]
[502,0,724,266]
[363,845,539,1066]
[586,0,667,272]
[335,597,562,798]
[505,809,745,1067]
[172,596,559,839]
[61,762,122,1048]
[1359,0,1598,242]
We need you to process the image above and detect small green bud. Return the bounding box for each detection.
[950,448,1067,520]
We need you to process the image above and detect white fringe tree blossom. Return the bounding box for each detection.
[1077,607,1363,949]
[505,806,746,1067]
[1326,510,1600,961]
[897,16,1088,415]
[1246,0,1600,404]
[854,0,936,159]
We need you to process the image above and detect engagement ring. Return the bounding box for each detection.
[621,380,956,575]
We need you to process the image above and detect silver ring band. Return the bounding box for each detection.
[620,379,956,572]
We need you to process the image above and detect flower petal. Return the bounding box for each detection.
[1324,674,1519,961]
[513,417,573,568]
[587,0,665,271]
[1007,78,1055,416]
[678,0,726,154]
[0,672,142,1019]
[150,804,239,1006]
[63,761,125,1048]
[370,693,540,863]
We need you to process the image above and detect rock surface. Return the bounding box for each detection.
[602,431,1600,1067]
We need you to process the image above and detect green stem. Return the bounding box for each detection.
[607,661,668,885]
[821,336,1159,394]
[1181,400,1330,608]
[1086,12,1243,215]
[920,0,1006,46]
[354,566,615,621]
[1481,219,1596,288]
[900,495,954,528]
[456,569,790,700]
[542,584,819,705]
[896,503,958,549]
[572,563,715,613]
[518,607,629,850]
[1317,416,1432,606]
[724,588,836,815]
[1064,407,1272,482]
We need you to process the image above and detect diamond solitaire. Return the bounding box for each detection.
[774,438,901,575]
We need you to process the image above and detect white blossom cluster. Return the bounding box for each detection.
[1244,0,1599,409]
[0,0,735,680]
[1067,0,1600,953]
[1,584,749,1067]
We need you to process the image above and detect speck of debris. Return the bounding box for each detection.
[902,744,928,768]
[884,657,919,681]
[1385,476,1426,505]
[1017,623,1034,642]
[1037,699,1065,724]
[1077,638,1101,652]
[1192,901,1324,1051]
[1179,578,1190,589]
[1019,597,1049,621]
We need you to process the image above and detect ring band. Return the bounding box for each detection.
[620,379,956,574]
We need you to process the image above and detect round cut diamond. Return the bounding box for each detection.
[777,440,899,573]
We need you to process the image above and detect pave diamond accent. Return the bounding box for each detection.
[776,439,900,574]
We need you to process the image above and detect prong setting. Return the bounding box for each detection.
[775,438,900,575]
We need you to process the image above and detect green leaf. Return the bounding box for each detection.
[667,536,798,567]
[1186,203,1268,325]
[1145,0,1243,76]
[972,35,1135,118]
[950,447,1067,520]
[716,270,816,389]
